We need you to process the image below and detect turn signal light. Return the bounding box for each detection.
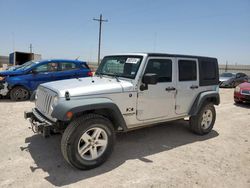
[66,111,73,119]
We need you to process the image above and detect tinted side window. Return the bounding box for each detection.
[178,60,197,81]
[145,59,172,82]
[200,61,216,80]
[81,63,89,69]
[60,62,77,71]
[34,63,58,73]
[199,58,219,86]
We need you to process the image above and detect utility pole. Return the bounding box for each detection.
[225,61,228,72]
[93,14,108,65]
[29,43,33,53]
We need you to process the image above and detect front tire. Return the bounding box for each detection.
[10,86,30,101]
[61,114,115,170]
[189,103,216,135]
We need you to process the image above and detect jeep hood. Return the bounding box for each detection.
[41,76,134,97]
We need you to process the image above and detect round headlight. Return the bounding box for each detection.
[50,96,59,111]
[235,86,240,93]
[53,96,59,105]
[0,76,5,81]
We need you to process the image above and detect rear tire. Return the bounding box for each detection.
[10,86,30,101]
[189,103,216,135]
[61,114,115,170]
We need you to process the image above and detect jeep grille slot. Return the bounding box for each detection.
[35,87,55,115]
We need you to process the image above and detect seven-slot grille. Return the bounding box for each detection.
[35,87,56,115]
[241,90,250,95]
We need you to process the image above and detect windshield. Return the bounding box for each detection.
[15,61,37,71]
[220,72,235,77]
[96,56,143,79]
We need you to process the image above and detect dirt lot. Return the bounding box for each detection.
[0,89,249,188]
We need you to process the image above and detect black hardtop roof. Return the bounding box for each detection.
[146,53,217,61]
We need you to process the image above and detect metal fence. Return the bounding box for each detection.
[219,64,250,76]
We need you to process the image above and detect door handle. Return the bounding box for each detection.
[166,87,176,91]
[190,85,199,89]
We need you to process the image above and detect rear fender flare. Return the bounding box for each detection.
[189,91,220,116]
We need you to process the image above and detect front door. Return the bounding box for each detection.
[28,62,58,90]
[137,57,176,121]
[175,58,199,115]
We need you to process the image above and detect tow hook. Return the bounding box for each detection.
[30,119,51,138]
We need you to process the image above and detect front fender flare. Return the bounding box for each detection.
[51,98,128,131]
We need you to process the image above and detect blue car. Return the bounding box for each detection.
[0,59,92,101]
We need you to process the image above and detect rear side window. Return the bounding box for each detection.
[81,63,89,69]
[60,62,77,71]
[199,58,219,86]
[178,60,197,81]
[34,62,58,73]
[144,59,172,82]
[200,61,216,80]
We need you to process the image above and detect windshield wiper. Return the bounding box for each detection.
[96,72,120,82]
[112,75,120,82]
[95,72,103,78]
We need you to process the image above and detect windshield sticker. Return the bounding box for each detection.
[126,58,140,64]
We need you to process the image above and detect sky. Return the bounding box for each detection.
[0,0,249,64]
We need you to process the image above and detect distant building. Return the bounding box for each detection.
[9,51,42,65]
[0,56,9,68]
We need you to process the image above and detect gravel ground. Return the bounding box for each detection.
[0,88,249,188]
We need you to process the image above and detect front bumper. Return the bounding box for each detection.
[24,108,55,137]
[0,82,9,96]
[234,92,250,103]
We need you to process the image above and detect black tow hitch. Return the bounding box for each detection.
[24,111,53,138]
[30,119,52,138]
[24,111,33,119]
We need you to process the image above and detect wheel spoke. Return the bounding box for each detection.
[92,128,102,139]
[90,147,98,159]
[81,132,92,143]
[96,139,107,147]
[79,144,90,156]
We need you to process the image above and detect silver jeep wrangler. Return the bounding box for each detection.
[25,53,220,170]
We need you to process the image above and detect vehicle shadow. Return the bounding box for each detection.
[234,102,250,109]
[22,120,219,187]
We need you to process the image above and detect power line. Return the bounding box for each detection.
[93,14,108,65]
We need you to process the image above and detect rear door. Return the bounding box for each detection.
[54,62,83,81]
[175,58,199,115]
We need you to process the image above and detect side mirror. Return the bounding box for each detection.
[140,73,158,91]
[143,73,158,85]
